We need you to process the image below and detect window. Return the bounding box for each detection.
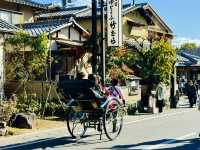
[0,11,11,24]
[0,10,23,24]
[11,13,23,24]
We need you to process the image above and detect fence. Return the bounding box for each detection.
[4,80,61,100]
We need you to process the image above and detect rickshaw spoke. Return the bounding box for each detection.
[67,109,87,139]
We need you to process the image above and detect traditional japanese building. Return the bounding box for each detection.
[35,3,173,43]
[176,51,200,81]
[22,18,90,79]
[0,0,48,99]
[32,2,174,78]
[0,0,47,24]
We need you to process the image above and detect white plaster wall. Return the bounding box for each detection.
[70,28,80,41]
[59,28,69,40]
[48,40,58,51]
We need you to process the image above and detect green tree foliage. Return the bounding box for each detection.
[106,47,128,84]
[179,42,197,51]
[5,30,49,80]
[4,31,63,117]
[123,38,176,85]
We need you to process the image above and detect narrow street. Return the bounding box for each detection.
[1,99,200,150]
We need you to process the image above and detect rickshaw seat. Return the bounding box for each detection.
[58,79,102,100]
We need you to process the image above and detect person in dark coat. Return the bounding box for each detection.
[186,80,197,108]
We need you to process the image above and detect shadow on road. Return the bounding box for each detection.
[0,133,110,150]
[96,137,200,150]
[2,135,200,150]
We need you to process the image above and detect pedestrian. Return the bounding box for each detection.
[107,78,125,106]
[156,83,165,113]
[179,78,185,95]
[107,78,125,133]
[194,80,199,91]
[186,80,197,108]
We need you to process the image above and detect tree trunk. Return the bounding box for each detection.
[141,84,153,108]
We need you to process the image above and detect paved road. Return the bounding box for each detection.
[1,99,200,150]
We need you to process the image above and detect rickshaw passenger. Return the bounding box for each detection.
[88,74,103,92]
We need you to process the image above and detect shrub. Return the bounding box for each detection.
[0,96,17,122]
[16,93,40,114]
[15,93,66,117]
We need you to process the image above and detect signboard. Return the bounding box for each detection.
[107,0,122,47]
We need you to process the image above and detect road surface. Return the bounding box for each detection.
[0,99,200,150]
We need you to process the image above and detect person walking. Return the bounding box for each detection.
[156,83,165,113]
[107,78,125,133]
[186,80,197,108]
[107,78,125,106]
[179,78,185,95]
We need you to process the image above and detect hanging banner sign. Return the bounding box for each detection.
[107,0,122,47]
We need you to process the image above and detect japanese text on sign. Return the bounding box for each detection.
[107,0,122,47]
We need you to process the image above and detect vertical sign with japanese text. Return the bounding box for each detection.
[107,0,122,47]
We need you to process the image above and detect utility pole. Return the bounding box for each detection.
[100,0,106,85]
[92,0,97,74]
[170,63,177,108]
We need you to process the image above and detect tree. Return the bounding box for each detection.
[4,31,49,115]
[5,30,48,80]
[124,38,176,84]
[123,38,176,107]
[179,43,197,51]
[105,47,128,84]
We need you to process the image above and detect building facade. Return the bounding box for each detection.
[177,51,200,81]
[0,0,47,99]
[0,19,18,99]
[33,3,173,78]
[0,0,47,24]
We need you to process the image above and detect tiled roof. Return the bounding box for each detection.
[0,19,18,33]
[176,52,200,67]
[21,19,71,37]
[4,0,47,9]
[124,38,142,51]
[180,49,200,57]
[35,3,146,20]
[21,18,89,37]
[34,2,172,34]
[176,54,192,66]
[35,6,89,20]
[124,37,150,51]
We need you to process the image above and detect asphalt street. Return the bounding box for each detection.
[0,99,200,150]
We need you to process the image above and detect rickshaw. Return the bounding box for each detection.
[58,79,124,140]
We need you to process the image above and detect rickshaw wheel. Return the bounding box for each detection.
[103,98,123,140]
[66,108,87,139]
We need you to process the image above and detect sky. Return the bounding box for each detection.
[34,0,200,47]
